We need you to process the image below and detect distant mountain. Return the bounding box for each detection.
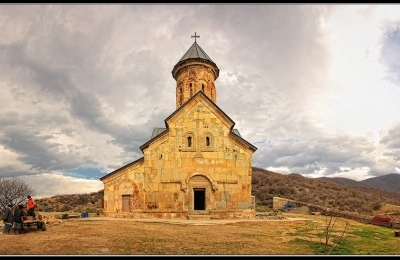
[316,173,400,193]
[316,177,362,188]
[360,173,400,192]
[252,167,400,215]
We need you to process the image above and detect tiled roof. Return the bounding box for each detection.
[151,127,167,139]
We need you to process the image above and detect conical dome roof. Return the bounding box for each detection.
[172,36,219,80]
[177,41,216,65]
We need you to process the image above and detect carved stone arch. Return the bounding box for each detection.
[187,174,216,212]
[189,174,210,183]
[185,173,217,191]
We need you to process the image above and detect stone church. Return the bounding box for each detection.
[99,34,258,219]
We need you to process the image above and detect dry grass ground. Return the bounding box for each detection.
[1,213,400,255]
[0,215,318,255]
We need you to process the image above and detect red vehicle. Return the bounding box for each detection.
[369,215,392,228]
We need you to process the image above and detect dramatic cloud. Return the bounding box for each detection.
[1,4,400,197]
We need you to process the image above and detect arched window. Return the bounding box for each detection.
[190,83,193,97]
[179,87,183,105]
[183,132,195,151]
[202,132,213,151]
[202,84,204,92]
[205,136,210,147]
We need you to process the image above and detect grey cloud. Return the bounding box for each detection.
[380,123,400,162]
[253,128,376,176]
[380,123,400,149]
[2,5,400,196]
[380,21,400,85]
[0,126,96,177]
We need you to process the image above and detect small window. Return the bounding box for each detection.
[190,83,193,97]
[179,87,183,105]
[202,133,213,150]
[205,136,210,147]
[202,84,204,92]
[183,132,195,150]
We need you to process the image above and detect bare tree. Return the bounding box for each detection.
[306,197,350,255]
[0,176,35,212]
[320,207,350,255]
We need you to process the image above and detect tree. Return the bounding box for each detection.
[0,176,35,213]
[305,196,350,255]
[318,207,350,255]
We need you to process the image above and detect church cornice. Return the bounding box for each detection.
[172,59,219,80]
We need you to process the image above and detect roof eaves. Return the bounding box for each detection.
[99,157,144,181]
[139,128,169,152]
[230,131,258,152]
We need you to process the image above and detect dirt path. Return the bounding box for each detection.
[74,215,314,225]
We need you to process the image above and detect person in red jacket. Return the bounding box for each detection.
[27,195,36,218]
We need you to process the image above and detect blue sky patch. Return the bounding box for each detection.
[61,166,108,180]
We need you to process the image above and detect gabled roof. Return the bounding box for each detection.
[140,91,257,152]
[151,127,242,139]
[231,129,241,137]
[164,91,234,128]
[99,157,144,181]
[151,127,167,139]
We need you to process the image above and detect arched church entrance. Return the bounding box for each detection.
[188,174,212,212]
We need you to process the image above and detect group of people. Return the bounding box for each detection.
[2,195,36,235]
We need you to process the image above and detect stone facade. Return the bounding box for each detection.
[173,60,218,108]
[100,38,257,219]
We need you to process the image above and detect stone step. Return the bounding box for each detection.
[187,214,211,220]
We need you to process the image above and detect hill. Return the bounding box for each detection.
[251,167,400,214]
[357,173,400,192]
[315,176,361,187]
[35,190,104,214]
[316,172,400,192]
[35,167,400,215]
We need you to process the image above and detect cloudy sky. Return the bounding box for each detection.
[1,4,400,198]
